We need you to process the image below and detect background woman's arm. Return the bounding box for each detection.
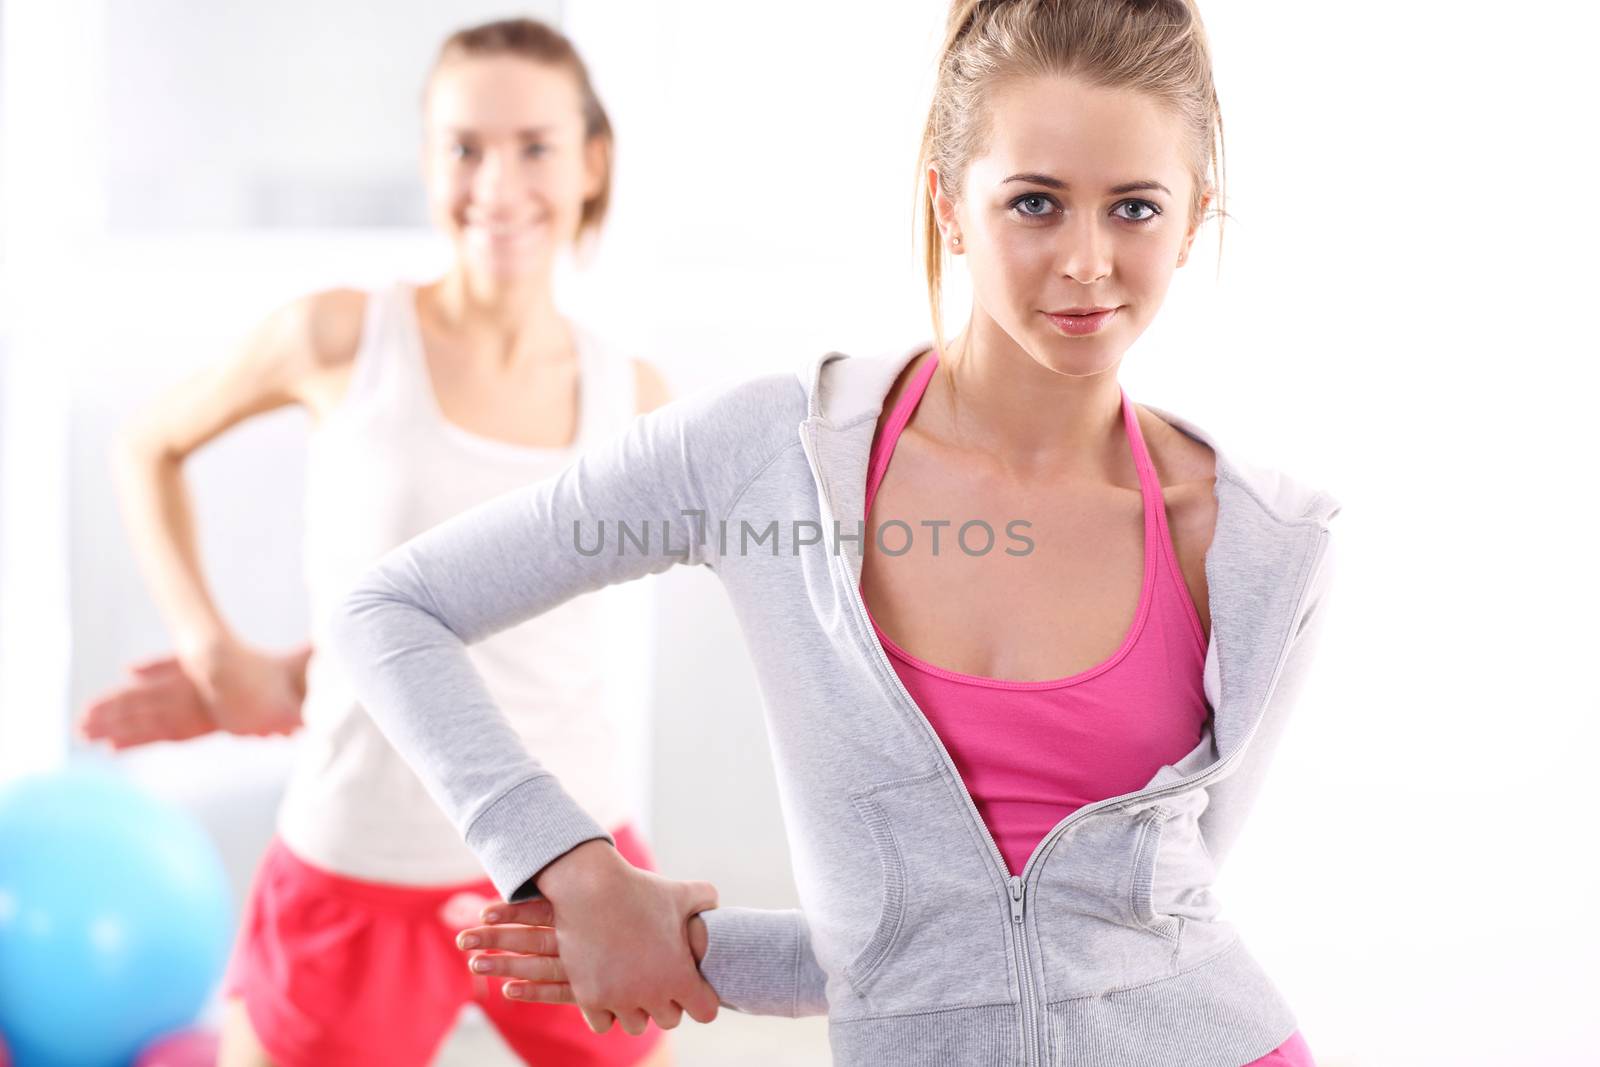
[96,289,363,737]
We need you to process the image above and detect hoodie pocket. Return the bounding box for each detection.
[1030,808,1185,1001]
[1129,807,1184,940]
[842,789,908,989]
[1140,791,1237,968]
[839,771,1013,1012]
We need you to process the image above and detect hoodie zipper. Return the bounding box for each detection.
[798,421,1328,1066]
[1008,875,1036,1067]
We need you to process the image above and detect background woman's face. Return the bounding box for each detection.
[949,75,1202,374]
[421,55,602,280]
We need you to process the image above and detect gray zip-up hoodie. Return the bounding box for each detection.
[330,343,1340,1067]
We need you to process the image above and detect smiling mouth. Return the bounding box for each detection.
[464,220,543,232]
[459,219,552,250]
[1041,306,1119,335]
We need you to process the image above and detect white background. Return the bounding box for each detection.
[2,1,1597,1064]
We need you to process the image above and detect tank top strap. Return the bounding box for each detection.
[1120,385,1186,596]
[865,348,940,512]
[334,280,436,419]
[328,281,391,414]
[1118,386,1158,495]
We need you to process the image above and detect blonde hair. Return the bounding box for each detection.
[426,17,615,243]
[917,0,1227,355]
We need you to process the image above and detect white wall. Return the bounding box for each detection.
[2,1,1596,1064]
[102,0,553,230]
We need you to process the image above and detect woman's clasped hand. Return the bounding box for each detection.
[455,839,720,1036]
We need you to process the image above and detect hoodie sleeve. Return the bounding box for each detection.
[1197,512,1339,867]
[698,907,829,1017]
[327,377,798,904]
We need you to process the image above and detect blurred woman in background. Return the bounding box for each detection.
[78,18,685,1067]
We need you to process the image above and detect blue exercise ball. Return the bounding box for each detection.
[0,766,233,1067]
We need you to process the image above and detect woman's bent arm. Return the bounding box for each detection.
[114,289,359,655]
[329,373,800,900]
[108,289,361,734]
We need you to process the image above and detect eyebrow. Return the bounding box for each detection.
[1001,173,1172,196]
[444,126,553,139]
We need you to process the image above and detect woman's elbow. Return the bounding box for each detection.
[327,560,463,664]
[327,569,405,662]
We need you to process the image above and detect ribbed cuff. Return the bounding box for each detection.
[464,774,613,903]
[699,906,814,1017]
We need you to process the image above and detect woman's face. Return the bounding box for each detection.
[421,55,604,280]
[937,75,1207,374]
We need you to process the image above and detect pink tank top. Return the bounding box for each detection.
[861,349,1211,875]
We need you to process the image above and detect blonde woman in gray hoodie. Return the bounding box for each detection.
[331,2,1340,1065]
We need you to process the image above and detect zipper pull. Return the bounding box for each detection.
[1009,875,1025,924]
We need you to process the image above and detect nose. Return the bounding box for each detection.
[1055,212,1112,285]
[471,145,521,209]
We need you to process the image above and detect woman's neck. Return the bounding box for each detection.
[927,310,1127,483]
[422,263,570,371]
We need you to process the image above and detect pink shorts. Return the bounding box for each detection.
[221,828,665,1067]
[1251,1029,1316,1065]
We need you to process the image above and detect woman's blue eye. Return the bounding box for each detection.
[1011,194,1056,218]
[450,143,476,160]
[1114,199,1161,223]
[522,143,549,158]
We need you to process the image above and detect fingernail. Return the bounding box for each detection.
[471,956,491,973]
[505,983,525,1000]
[483,908,504,923]
[458,933,479,949]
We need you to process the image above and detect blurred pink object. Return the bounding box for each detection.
[134,1027,218,1067]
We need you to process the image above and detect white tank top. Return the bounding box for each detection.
[276,280,638,884]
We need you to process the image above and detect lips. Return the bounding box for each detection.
[1041,306,1119,336]
[465,221,540,235]
[461,219,547,251]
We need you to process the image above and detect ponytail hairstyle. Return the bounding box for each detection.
[917,0,1226,356]
[426,17,616,243]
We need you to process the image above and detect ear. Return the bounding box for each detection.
[928,165,960,243]
[583,134,610,202]
[1177,189,1213,267]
